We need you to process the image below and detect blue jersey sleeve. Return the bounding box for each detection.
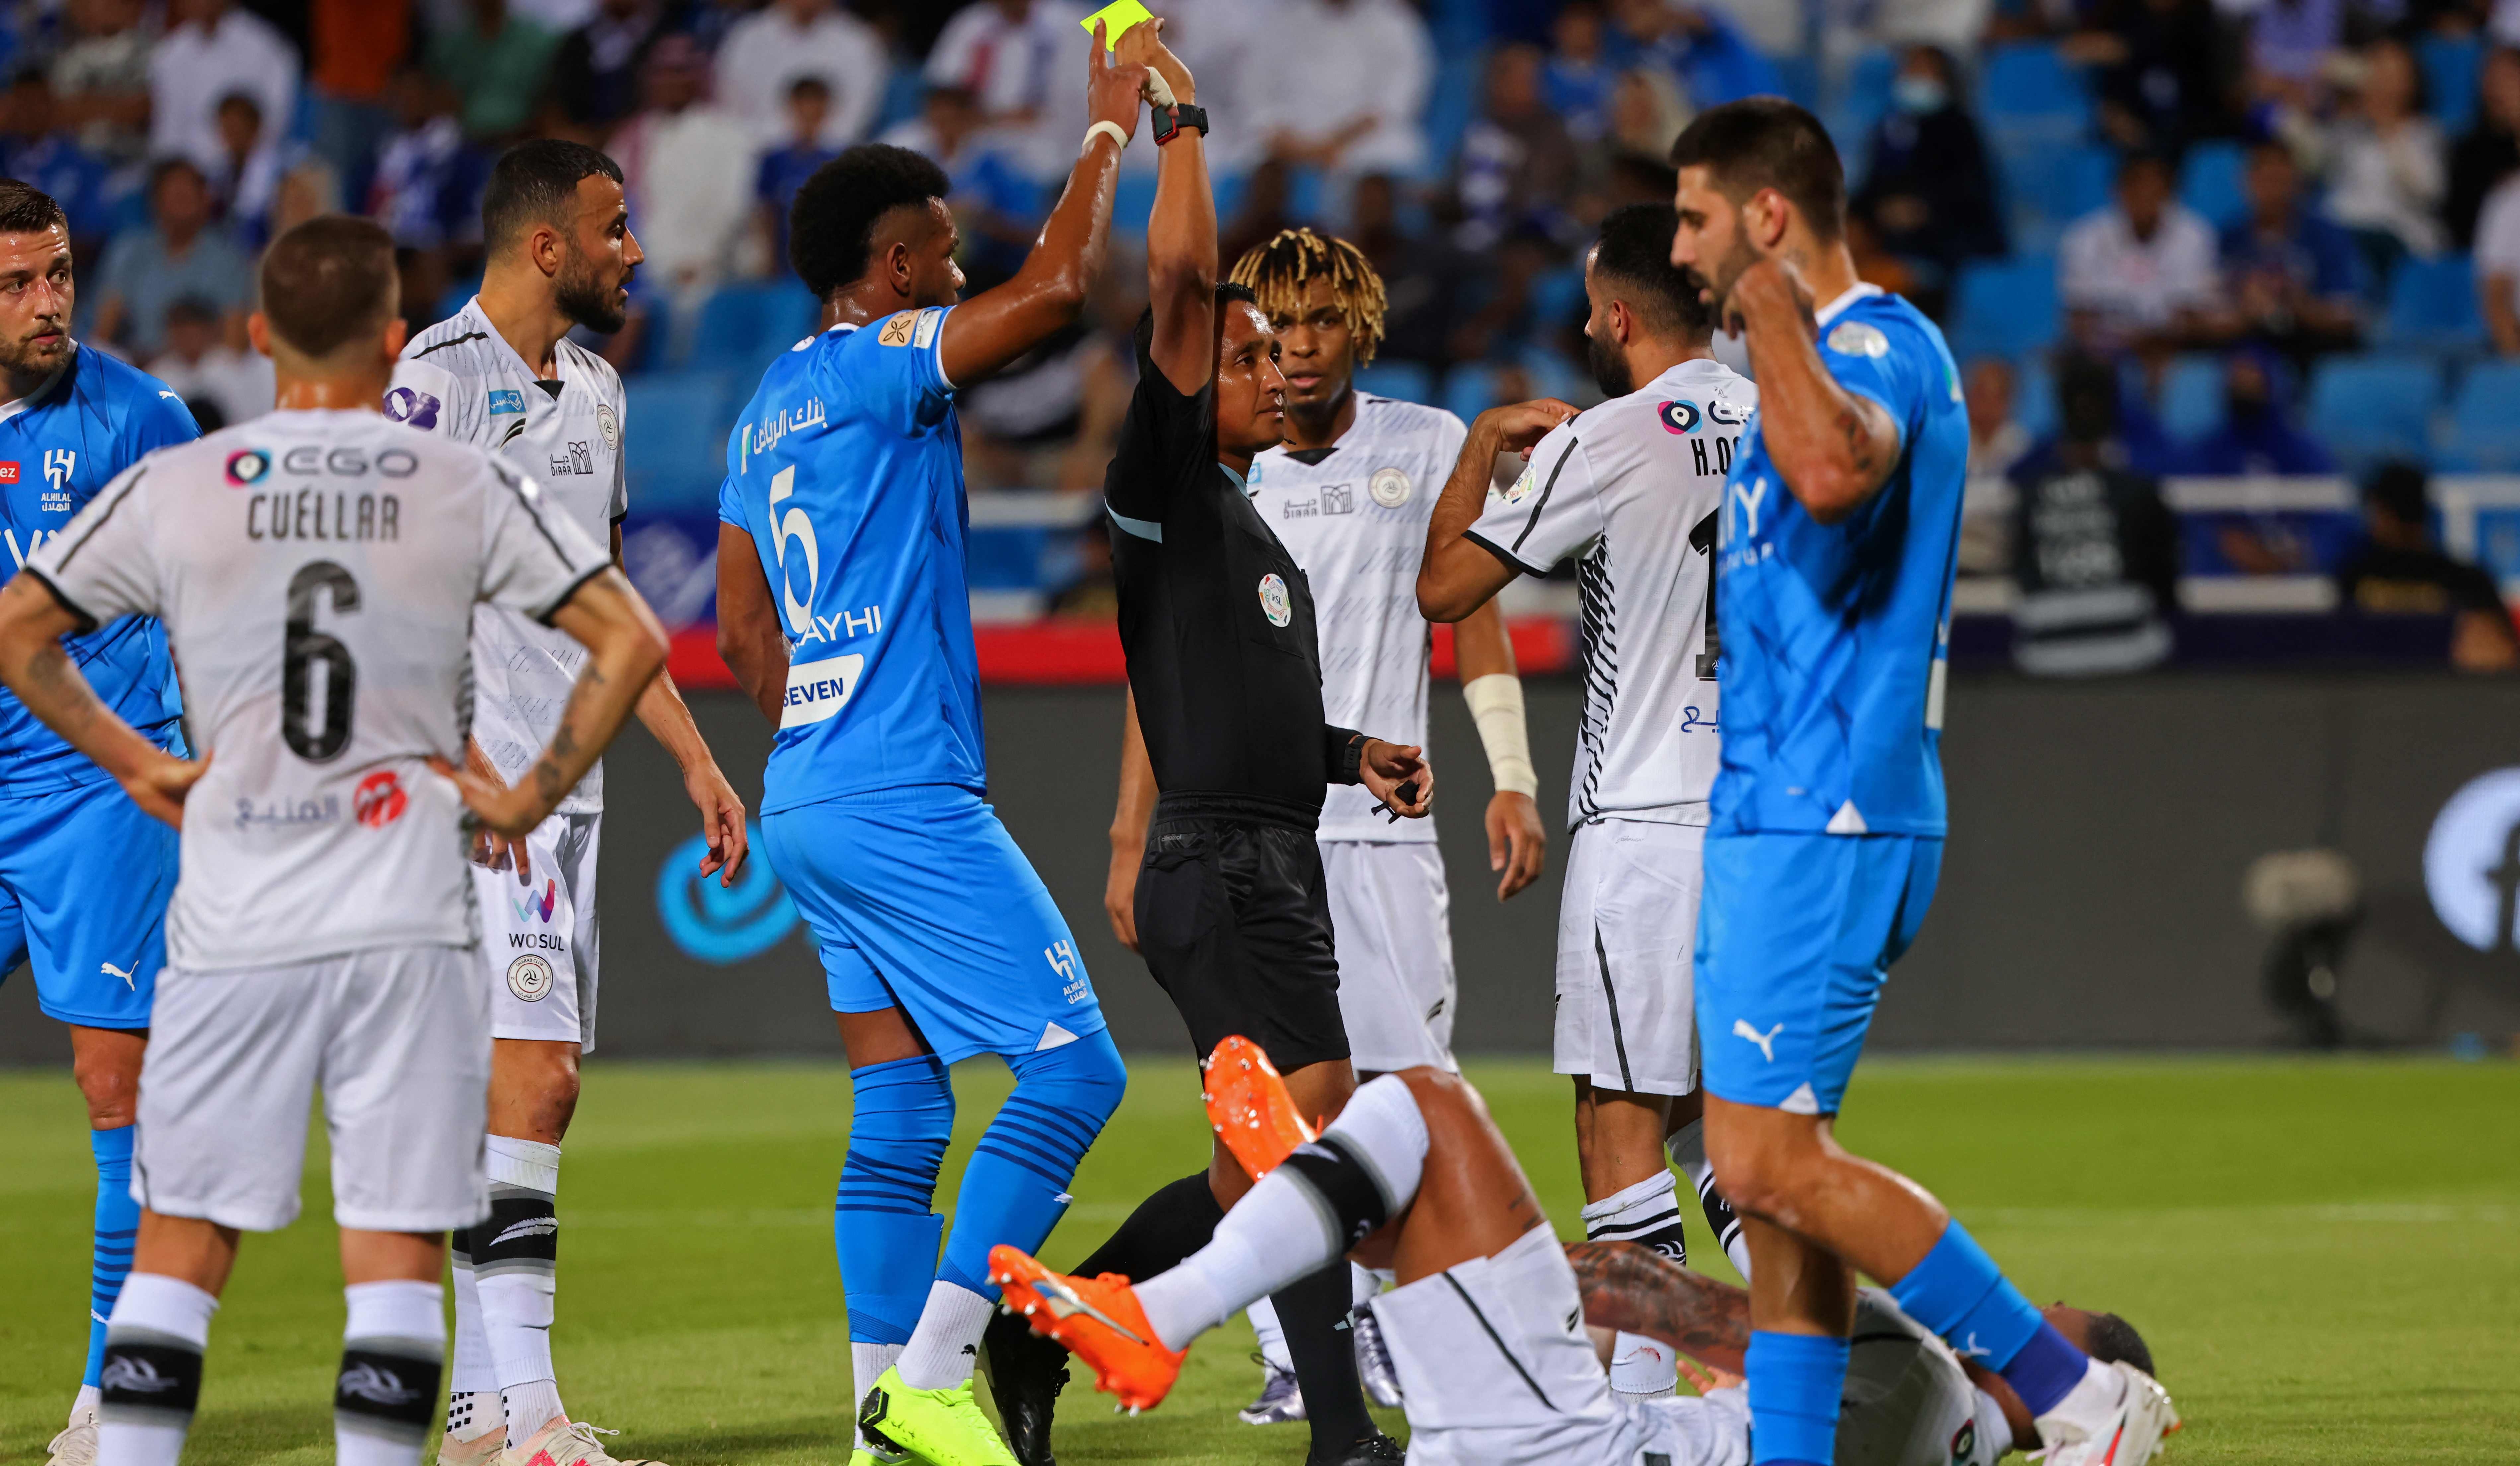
[1818,310,1932,452]
[124,378,201,457]
[837,307,956,437]
[717,469,750,531]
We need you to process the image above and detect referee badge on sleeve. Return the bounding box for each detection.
[1258,573,1292,627]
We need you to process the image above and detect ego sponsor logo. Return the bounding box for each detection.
[655,819,797,964]
[353,770,407,828]
[2424,768,2520,952]
[1659,399,1702,435]
[273,445,419,479]
[226,449,272,486]
[506,952,555,1002]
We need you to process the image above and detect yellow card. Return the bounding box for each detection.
[1081,0,1155,48]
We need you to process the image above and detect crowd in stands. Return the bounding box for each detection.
[0,0,2507,664]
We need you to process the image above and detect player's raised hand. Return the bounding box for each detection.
[1477,398,1581,455]
[1485,789,1546,901]
[450,738,530,882]
[1116,16,1196,106]
[434,753,543,848]
[1087,22,1152,141]
[1675,1354,1745,1396]
[681,756,749,886]
[1725,255,1818,340]
[121,748,208,828]
[1360,739,1433,820]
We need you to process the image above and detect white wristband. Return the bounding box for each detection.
[1463,672,1538,799]
[1082,120,1129,155]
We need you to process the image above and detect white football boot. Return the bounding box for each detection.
[2034,1358,2181,1466]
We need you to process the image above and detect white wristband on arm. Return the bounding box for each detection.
[1463,673,1538,799]
[1083,120,1129,155]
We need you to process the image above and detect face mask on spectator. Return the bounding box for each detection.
[1893,76,1947,114]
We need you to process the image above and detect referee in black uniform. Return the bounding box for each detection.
[977,20,1427,1466]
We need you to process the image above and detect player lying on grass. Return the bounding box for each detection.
[991,1041,2161,1466]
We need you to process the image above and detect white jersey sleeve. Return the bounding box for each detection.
[478,458,613,621]
[28,461,162,626]
[385,355,483,442]
[1466,426,1603,574]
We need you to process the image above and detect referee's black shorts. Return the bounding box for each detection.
[1133,803,1348,1074]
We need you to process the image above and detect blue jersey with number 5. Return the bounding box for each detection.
[1711,286,1967,839]
[718,307,980,814]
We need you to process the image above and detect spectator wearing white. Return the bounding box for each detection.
[2060,151,2216,353]
[142,295,273,430]
[713,0,885,149]
[2474,169,2520,354]
[610,34,756,305]
[148,0,298,175]
[2321,37,2448,279]
[50,0,153,164]
[924,0,1091,181]
[1246,0,1433,182]
[1154,0,1264,168]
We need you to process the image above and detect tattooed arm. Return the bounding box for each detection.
[1564,1240,1752,1374]
[450,569,666,838]
[1727,256,1901,525]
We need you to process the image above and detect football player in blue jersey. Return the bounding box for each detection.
[712,28,1154,1466]
[1665,100,2179,1466]
[0,180,201,1466]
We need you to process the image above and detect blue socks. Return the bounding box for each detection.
[936,1031,1126,1298]
[835,1055,953,1345]
[1746,1330,1849,1465]
[1888,1220,2090,1415]
[86,1125,138,1389]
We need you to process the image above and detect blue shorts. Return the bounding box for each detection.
[1696,831,1942,1115]
[0,775,177,1029]
[760,784,1106,1065]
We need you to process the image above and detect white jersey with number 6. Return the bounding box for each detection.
[1464,358,1753,830]
[24,410,612,970]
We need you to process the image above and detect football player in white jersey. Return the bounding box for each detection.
[1098,227,1549,1424]
[0,216,665,1466]
[385,142,746,1466]
[1418,204,1755,1401]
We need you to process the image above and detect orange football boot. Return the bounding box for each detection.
[987,1245,1185,1414]
[1200,1035,1317,1180]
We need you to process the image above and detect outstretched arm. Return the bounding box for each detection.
[0,574,203,825]
[1128,20,1215,394]
[1565,1240,1751,1374]
[1105,687,1158,951]
[1417,400,1577,622]
[618,522,746,884]
[936,26,1149,388]
[1729,258,1900,525]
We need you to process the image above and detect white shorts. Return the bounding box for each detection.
[1321,839,1458,1073]
[131,946,489,1234]
[1555,818,1705,1097]
[474,809,602,1050]
[1373,1224,1749,1466]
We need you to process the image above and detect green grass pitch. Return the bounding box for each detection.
[4,1055,2516,1465]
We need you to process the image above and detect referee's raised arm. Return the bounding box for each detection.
[1126,18,1216,395]
[934,25,1149,388]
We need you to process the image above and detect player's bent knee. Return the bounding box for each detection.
[1010,1026,1127,1129]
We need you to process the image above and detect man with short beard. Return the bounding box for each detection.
[387,139,748,1466]
[1418,203,1754,1405]
[0,176,202,1466]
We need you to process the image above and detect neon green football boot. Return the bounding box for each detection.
[857,1366,1017,1466]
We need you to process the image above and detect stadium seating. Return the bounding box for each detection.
[684,281,818,372]
[2304,355,2442,468]
[624,371,737,511]
[2158,355,2227,443]
[2379,253,2486,351]
[2003,143,2116,255]
[2437,361,2520,470]
[2177,140,2250,230]
[1354,361,1433,404]
[1826,46,1899,155]
[1949,256,2061,362]
[2419,32,2484,136]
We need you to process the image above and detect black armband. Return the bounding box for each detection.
[1327,726,1365,785]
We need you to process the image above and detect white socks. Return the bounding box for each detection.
[1582,1172,1687,1397]
[453,1136,568,1450]
[97,1273,219,1466]
[850,1343,904,1451]
[1137,1075,1432,1354]
[337,1281,445,1466]
[895,1281,995,1390]
[1668,1118,1752,1279]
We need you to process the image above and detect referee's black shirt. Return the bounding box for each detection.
[1106,324,1358,830]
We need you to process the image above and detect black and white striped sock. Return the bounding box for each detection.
[98,1273,218,1466]
[1581,1171,1688,1397]
[335,1281,445,1466]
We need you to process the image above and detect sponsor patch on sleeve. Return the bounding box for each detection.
[878,312,916,347]
[912,308,943,350]
[488,388,526,415]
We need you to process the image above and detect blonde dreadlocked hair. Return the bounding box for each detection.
[1228,228,1389,366]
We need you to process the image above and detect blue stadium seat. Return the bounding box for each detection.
[686,282,818,372]
[1950,257,2061,360]
[2419,32,2483,137]
[1442,364,1503,422]
[2438,361,2520,470]
[1979,43,2089,124]
[2158,354,2226,443]
[2379,253,2484,349]
[2014,357,2057,442]
[1354,361,1432,403]
[2304,355,2442,468]
[2177,140,2249,230]
[624,371,737,511]
[1824,46,1898,158]
[2003,143,2115,255]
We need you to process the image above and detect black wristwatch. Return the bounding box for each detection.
[1153,102,1209,146]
